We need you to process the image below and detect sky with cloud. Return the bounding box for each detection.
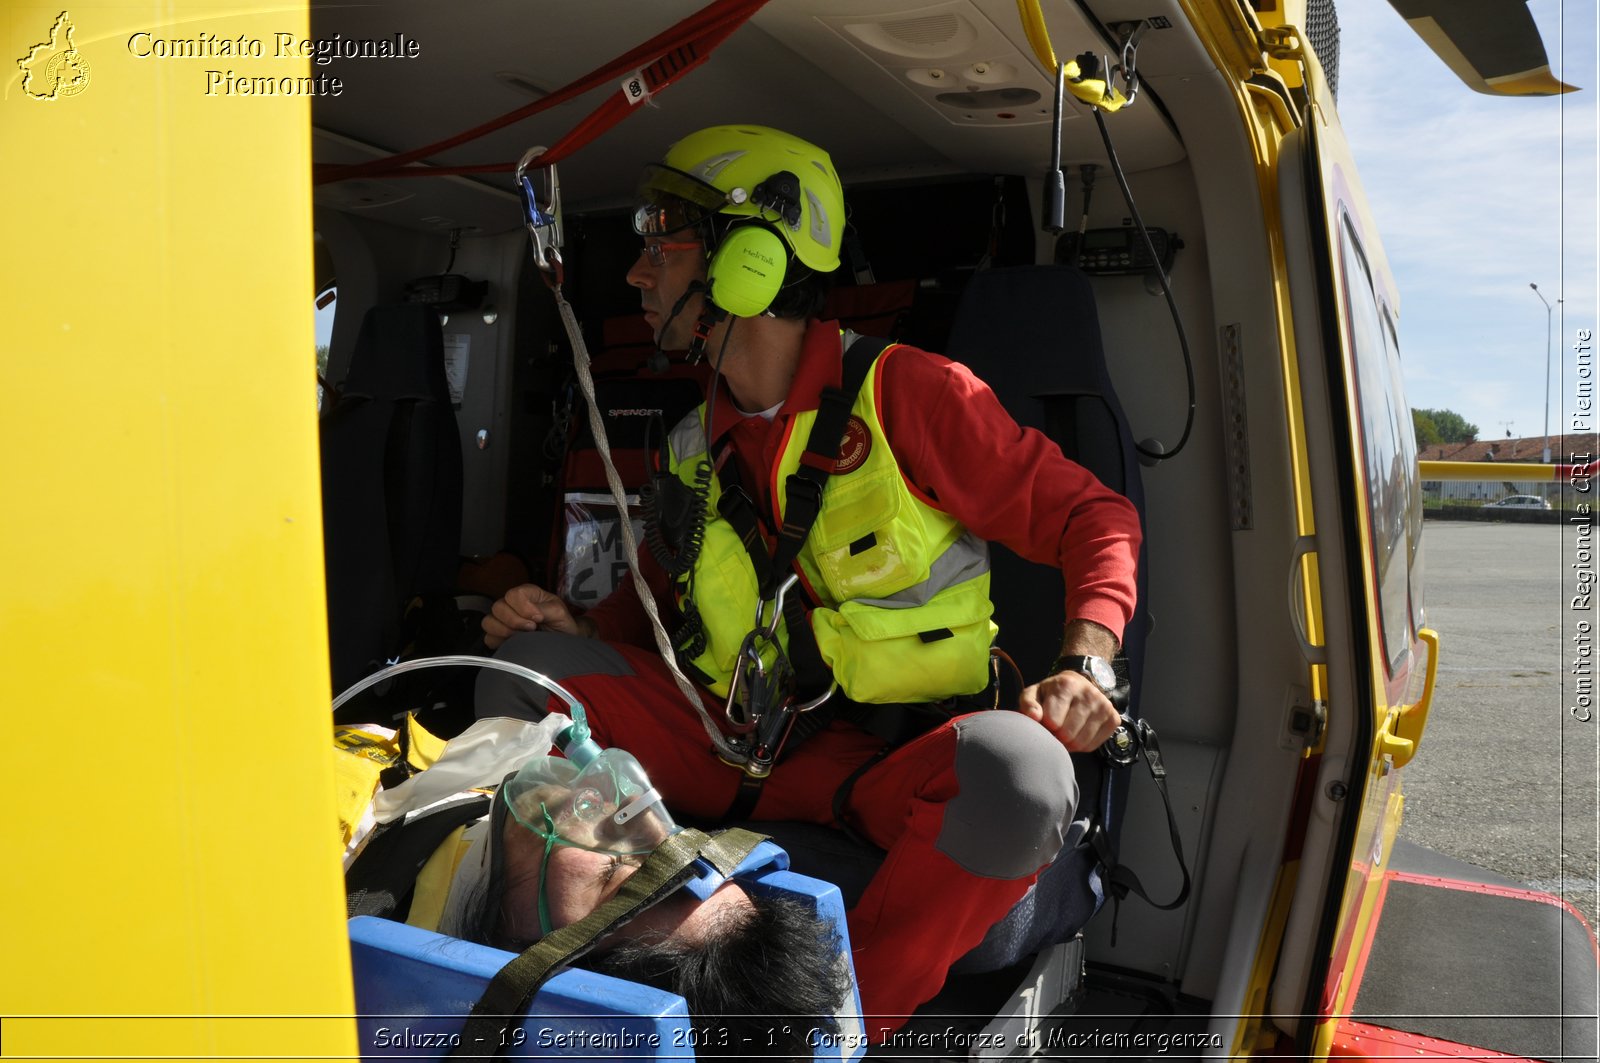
[1335,0,1596,447]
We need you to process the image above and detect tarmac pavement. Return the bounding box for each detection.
[1399,519,1599,930]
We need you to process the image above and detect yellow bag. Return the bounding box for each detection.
[333,724,402,858]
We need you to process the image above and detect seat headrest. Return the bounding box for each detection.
[342,305,449,402]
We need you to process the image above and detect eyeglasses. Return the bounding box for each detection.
[641,240,701,267]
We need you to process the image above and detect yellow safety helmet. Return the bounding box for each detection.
[634,125,844,317]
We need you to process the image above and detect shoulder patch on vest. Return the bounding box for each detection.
[835,415,872,474]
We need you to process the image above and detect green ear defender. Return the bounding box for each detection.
[706,223,788,318]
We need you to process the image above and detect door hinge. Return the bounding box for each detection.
[1259,25,1305,62]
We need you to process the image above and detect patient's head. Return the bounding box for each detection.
[491,789,756,950]
[460,764,852,1061]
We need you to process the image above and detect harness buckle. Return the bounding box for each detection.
[724,632,794,730]
[781,473,826,533]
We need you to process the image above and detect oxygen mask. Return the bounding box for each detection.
[501,723,677,858]
[500,718,695,938]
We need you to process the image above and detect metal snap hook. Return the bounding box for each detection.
[753,572,800,639]
[516,146,564,279]
[723,630,766,732]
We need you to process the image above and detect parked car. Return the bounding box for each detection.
[1486,495,1553,510]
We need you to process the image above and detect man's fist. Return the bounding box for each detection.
[1017,670,1121,752]
[482,584,586,649]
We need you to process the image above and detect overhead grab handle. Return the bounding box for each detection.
[1061,52,1132,113]
[1015,0,1145,111]
[1288,535,1328,666]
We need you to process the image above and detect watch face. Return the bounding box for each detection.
[1086,656,1117,690]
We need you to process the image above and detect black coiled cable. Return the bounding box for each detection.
[640,457,712,577]
[672,597,709,661]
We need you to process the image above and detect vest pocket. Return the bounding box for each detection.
[811,576,997,704]
[809,468,928,600]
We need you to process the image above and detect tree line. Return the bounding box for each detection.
[1412,408,1478,446]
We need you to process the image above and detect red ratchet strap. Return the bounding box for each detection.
[314,0,770,186]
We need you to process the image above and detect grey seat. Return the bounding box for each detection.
[321,305,463,696]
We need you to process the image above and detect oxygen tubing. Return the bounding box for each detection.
[330,654,589,720]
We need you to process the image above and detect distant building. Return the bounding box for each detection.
[1417,432,1597,504]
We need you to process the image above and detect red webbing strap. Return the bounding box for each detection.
[315,0,770,186]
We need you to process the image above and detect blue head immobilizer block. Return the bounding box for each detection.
[349,839,866,1061]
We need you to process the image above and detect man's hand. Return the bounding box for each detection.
[483,584,592,649]
[1017,671,1122,752]
[1017,618,1123,751]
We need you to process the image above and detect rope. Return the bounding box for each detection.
[555,293,748,764]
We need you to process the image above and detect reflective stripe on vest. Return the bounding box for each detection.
[666,344,997,703]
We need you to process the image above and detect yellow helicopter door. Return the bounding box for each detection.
[1276,55,1434,1057]
[2,1,357,1056]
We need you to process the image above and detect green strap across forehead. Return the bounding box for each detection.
[451,827,768,1058]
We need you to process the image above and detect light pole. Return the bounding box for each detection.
[1531,283,1559,463]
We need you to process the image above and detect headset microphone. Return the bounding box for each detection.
[649,281,711,373]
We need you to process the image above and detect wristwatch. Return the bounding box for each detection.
[1050,654,1119,694]
[1050,654,1134,760]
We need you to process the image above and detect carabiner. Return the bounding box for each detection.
[753,572,800,639]
[727,574,804,730]
[516,146,564,281]
[723,630,767,733]
[794,679,837,714]
[1114,20,1150,106]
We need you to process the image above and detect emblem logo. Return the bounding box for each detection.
[834,415,872,474]
[18,12,91,101]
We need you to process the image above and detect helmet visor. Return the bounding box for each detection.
[502,749,676,856]
[632,164,728,236]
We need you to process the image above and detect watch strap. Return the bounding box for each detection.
[1050,654,1100,679]
[1048,653,1132,713]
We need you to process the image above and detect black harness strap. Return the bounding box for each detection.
[767,336,884,588]
[1087,720,1191,945]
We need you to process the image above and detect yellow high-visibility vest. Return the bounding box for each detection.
[666,344,996,704]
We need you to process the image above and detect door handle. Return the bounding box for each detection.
[1385,627,1439,769]
[1289,536,1327,665]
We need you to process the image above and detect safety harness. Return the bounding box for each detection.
[697,335,889,806]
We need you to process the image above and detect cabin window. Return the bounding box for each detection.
[314,230,338,412]
[1382,308,1426,638]
[315,284,337,412]
[1339,215,1415,674]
